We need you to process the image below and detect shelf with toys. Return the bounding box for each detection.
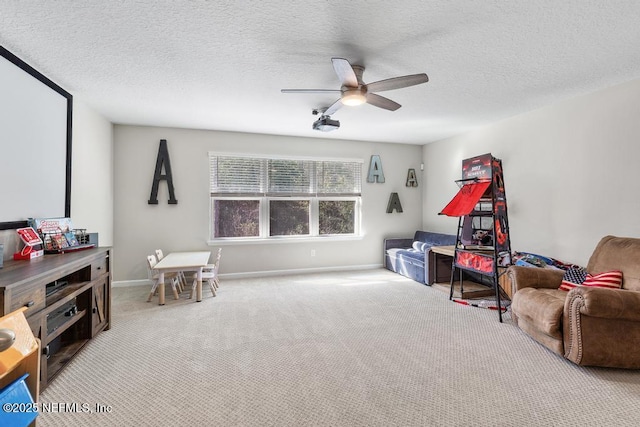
[28,218,95,255]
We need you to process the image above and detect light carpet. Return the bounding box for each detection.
[38,269,640,426]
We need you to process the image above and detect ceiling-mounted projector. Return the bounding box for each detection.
[312,115,340,132]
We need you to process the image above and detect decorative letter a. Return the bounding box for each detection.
[148,139,178,205]
[406,168,418,187]
[367,155,385,183]
[386,193,403,213]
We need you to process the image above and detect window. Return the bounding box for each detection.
[269,199,309,236]
[319,200,355,235]
[212,199,260,238]
[209,154,362,240]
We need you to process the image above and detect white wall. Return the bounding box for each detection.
[71,99,114,246]
[0,99,113,262]
[113,125,423,282]
[423,77,640,266]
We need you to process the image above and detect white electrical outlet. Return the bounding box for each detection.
[311,250,316,257]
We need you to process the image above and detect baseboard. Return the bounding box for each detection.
[112,279,152,288]
[113,264,383,287]
[218,264,383,279]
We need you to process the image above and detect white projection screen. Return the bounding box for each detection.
[0,46,72,230]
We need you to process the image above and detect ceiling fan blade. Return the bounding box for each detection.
[324,99,343,116]
[331,58,358,87]
[281,89,341,94]
[366,73,429,92]
[366,93,401,111]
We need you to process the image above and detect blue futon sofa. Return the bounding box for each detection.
[384,231,457,284]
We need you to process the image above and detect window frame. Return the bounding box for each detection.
[316,197,360,237]
[210,197,262,240]
[268,197,312,238]
[209,153,363,243]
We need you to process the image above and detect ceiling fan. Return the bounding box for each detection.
[281,57,429,116]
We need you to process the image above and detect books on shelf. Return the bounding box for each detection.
[51,234,69,250]
[65,232,79,247]
[27,217,94,253]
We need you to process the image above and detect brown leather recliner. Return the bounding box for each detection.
[509,235,640,369]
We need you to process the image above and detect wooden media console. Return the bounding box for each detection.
[0,248,111,390]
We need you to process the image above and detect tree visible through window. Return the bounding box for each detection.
[213,200,259,238]
[319,200,355,235]
[270,200,309,236]
[209,154,362,239]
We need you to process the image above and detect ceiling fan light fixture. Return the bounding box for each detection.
[342,89,366,106]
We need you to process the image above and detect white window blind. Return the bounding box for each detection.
[316,161,362,196]
[268,159,313,196]
[210,154,362,196]
[209,156,266,196]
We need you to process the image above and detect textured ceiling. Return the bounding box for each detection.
[2,1,640,145]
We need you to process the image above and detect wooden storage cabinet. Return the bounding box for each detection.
[0,248,111,390]
[91,277,109,337]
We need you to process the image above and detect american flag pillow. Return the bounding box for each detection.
[583,270,623,289]
[559,267,588,291]
[559,268,623,291]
